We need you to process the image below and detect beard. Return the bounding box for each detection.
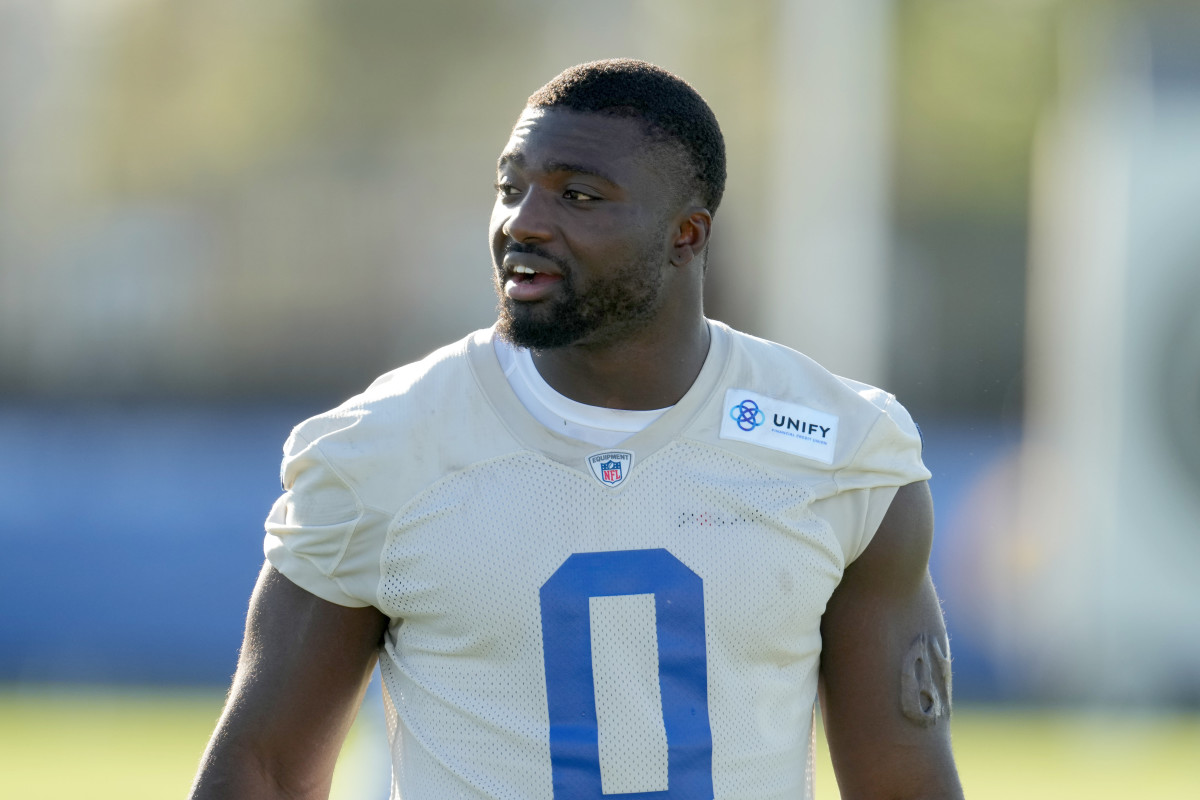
[494,245,665,350]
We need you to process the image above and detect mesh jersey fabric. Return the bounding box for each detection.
[264,320,931,800]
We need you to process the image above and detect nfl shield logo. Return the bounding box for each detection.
[586,450,634,489]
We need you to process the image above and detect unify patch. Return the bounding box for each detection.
[720,389,838,464]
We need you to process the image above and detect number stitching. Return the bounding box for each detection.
[540,548,713,799]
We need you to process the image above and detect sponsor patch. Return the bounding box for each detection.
[720,389,838,464]
[586,450,634,488]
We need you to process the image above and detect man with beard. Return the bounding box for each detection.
[191,59,963,800]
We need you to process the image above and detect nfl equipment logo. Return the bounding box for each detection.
[586,450,634,489]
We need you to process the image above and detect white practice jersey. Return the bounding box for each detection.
[264,321,930,800]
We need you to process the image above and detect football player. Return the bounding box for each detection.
[190,59,962,800]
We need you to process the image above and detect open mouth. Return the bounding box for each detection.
[508,264,561,286]
[504,264,563,300]
[512,265,539,283]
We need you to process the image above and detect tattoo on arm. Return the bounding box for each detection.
[900,633,952,727]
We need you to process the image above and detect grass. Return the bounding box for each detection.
[0,686,390,800]
[0,686,1196,798]
[0,687,226,800]
[814,706,1200,798]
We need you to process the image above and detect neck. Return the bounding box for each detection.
[530,315,711,410]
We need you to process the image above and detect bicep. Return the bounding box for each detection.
[190,562,389,799]
[818,481,963,799]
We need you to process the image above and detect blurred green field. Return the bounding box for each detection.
[1,686,1197,799]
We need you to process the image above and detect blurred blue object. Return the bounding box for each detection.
[0,404,318,685]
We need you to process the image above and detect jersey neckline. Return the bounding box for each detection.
[466,322,733,474]
[495,337,670,445]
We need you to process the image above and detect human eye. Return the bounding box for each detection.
[494,181,521,200]
[563,188,600,202]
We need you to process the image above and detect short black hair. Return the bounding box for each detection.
[527,59,726,214]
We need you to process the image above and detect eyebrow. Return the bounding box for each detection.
[497,152,619,186]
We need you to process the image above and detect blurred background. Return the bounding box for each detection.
[1,0,1197,797]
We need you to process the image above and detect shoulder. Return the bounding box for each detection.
[289,332,479,451]
[713,322,927,478]
[279,329,514,510]
[719,323,899,420]
[285,331,482,455]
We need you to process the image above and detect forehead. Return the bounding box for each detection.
[497,107,658,179]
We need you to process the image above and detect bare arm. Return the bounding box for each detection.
[819,481,964,799]
[189,562,390,800]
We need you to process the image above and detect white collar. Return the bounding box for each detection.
[493,337,669,446]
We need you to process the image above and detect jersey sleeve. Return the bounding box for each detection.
[263,426,385,609]
[832,386,931,563]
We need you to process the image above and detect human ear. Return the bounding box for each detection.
[669,208,713,267]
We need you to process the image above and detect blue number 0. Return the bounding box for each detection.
[539,548,713,799]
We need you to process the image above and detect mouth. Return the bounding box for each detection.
[501,256,564,301]
[503,266,563,301]
[509,264,541,284]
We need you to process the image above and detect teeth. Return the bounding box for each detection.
[512,265,536,275]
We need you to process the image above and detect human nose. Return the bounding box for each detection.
[500,186,554,243]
